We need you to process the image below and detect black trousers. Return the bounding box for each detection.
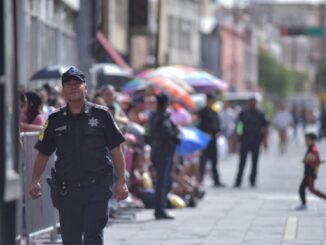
[199,136,220,185]
[152,148,174,216]
[58,184,112,245]
[235,143,260,186]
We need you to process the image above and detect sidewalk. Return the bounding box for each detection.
[104,136,326,245]
[104,188,326,245]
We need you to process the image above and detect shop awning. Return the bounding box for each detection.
[96,31,132,73]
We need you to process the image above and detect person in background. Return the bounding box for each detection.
[234,97,269,188]
[197,93,224,187]
[19,89,27,117]
[149,93,179,219]
[36,87,56,119]
[92,94,106,106]
[273,104,293,154]
[20,91,45,132]
[127,96,147,126]
[219,102,237,141]
[101,85,129,127]
[297,133,326,210]
[319,103,326,140]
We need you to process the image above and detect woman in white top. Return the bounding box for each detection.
[273,104,293,154]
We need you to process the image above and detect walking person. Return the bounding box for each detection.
[234,97,269,188]
[273,104,293,154]
[149,93,179,219]
[29,67,128,245]
[297,133,326,210]
[198,93,224,187]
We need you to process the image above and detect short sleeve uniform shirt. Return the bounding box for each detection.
[34,101,125,181]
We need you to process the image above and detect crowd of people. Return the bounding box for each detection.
[19,70,324,220]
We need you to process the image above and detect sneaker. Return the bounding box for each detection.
[295,204,307,211]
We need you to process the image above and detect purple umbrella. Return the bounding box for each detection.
[184,71,228,93]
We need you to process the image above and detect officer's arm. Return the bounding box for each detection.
[111,146,126,183]
[30,152,50,199]
[111,146,129,201]
[31,152,49,183]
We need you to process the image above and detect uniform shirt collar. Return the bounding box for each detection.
[62,101,92,117]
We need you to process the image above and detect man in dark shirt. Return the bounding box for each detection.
[198,93,224,187]
[149,93,179,219]
[29,67,128,245]
[234,98,269,188]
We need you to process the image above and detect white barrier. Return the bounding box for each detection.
[19,132,59,243]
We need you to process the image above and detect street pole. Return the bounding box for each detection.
[154,0,162,68]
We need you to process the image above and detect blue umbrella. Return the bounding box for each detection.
[176,127,211,157]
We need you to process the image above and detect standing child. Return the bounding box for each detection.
[297,133,326,210]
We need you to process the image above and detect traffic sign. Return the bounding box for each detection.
[305,27,326,37]
[280,27,326,37]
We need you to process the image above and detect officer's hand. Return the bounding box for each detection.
[115,180,129,201]
[30,181,42,199]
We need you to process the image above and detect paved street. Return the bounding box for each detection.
[104,132,326,245]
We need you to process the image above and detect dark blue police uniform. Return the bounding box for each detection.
[235,108,269,187]
[34,101,125,245]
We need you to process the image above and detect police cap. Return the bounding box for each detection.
[62,66,86,86]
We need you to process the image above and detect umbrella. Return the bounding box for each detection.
[136,66,194,93]
[121,78,144,94]
[176,127,211,157]
[137,65,228,92]
[148,77,195,110]
[184,71,228,92]
[90,63,133,89]
[123,77,195,110]
[29,64,71,80]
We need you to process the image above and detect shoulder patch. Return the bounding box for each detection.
[38,120,49,141]
[93,104,109,111]
[48,107,64,117]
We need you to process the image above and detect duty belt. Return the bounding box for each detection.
[59,172,111,189]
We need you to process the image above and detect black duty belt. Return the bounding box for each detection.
[59,172,111,189]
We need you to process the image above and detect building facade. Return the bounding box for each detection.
[16,0,79,86]
[220,23,245,92]
[159,0,201,67]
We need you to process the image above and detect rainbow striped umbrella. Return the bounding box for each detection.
[122,77,195,110]
[136,65,228,93]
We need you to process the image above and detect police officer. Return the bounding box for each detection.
[149,93,179,219]
[29,67,128,245]
[234,97,269,188]
[198,93,224,187]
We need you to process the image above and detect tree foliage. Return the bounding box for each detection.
[315,62,326,92]
[258,49,299,97]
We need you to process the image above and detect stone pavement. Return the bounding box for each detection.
[104,135,326,245]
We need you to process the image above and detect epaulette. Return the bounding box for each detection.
[48,107,62,117]
[93,104,109,111]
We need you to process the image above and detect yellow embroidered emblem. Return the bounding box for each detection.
[38,120,48,141]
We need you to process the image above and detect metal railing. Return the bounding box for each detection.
[19,132,59,244]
